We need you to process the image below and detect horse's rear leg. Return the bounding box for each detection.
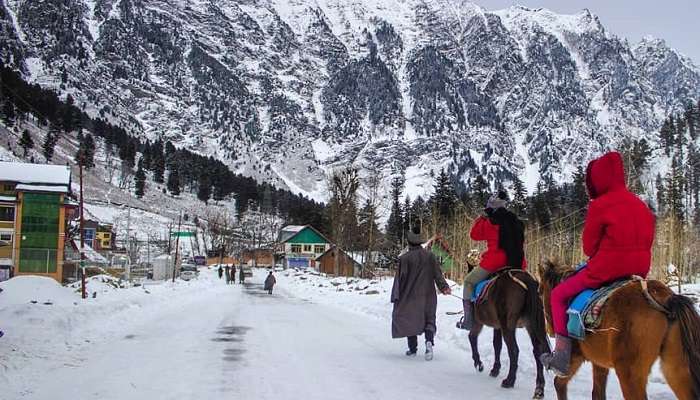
[592,364,609,400]
[615,364,652,400]
[490,329,502,378]
[553,354,584,400]
[468,323,484,372]
[501,328,519,388]
[526,325,545,398]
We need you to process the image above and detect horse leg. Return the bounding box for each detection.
[553,353,584,400]
[500,328,519,388]
[591,364,609,400]
[526,325,545,399]
[614,364,651,400]
[490,328,502,377]
[468,322,484,372]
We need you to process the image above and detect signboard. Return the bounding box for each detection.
[171,231,195,238]
[193,256,206,266]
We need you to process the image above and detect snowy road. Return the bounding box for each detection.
[5,270,680,399]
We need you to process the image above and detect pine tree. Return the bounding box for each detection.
[167,167,181,196]
[655,174,666,215]
[531,181,552,228]
[134,160,146,198]
[2,101,16,127]
[386,176,404,245]
[471,174,490,210]
[571,166,588,217]
[659,118,675,156]
[75,132,96,169]
[19,129,34,157]
[429,169,457,223]
[42,123,61,162]
[197,172,211,203]
[153,147,165,183]
[511,175,527,216]
[665,156,686,221]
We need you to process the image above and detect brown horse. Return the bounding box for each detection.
[539,260,700,399]
[466,264,551,399]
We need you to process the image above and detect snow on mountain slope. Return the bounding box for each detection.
[0,0,698,202]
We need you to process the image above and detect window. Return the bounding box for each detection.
[314,245,325,254]
[0,233,12,241]
[101,240,111,248]
[3,184,14,192]
[0,206,14,222]
[290,244,302,253]
[303,244,312,253]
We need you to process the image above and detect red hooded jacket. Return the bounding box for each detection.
[470,216,526,273]
[581,151,655,286]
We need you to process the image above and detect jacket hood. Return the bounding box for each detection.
[585,151,626,199]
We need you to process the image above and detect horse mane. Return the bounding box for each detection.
[539,258,575,287]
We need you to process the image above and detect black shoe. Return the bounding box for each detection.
[405,349,417,356]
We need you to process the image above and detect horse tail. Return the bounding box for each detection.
[658,292,700,400]
[524,275,551,354]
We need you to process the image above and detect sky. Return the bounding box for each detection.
[473,0,700,64]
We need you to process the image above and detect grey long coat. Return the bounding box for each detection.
[391,245,449,338]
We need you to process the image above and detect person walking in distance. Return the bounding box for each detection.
[230,265,236,285]
[391,226,451,361]
[224,265,230,285]
[217,265,223,280]
[264,271,276,294]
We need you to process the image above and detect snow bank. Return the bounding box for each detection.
[0,275,78,306]
[0,268,226,393]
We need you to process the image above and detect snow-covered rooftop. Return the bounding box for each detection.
[280,225,306,233]
[15,184,70,194]
[0,162,71,186]
[0,194,16,202]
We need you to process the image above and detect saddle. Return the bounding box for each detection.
[472,268,529,304]
[566,279,632,340]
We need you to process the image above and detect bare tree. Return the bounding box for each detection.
[328,167,360,276]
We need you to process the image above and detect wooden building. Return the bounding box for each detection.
[276,225,331,269]
[315,247,361,277]
[241,248,274,267]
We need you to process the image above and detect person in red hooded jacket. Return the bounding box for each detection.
[458,191,526,330]
[541,151,656,376]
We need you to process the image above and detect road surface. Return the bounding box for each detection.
[16,271,668,400]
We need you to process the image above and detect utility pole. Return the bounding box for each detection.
[171,212,182,283]
[79,162,86,299]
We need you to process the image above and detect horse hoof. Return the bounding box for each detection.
[474,361,484,372]
[501,379,515,389]
[532,388,545,399]
[489,367,500,378]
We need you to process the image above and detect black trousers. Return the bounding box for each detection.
[407,330,435,351]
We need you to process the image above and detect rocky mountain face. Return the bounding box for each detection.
[1,0,699,201]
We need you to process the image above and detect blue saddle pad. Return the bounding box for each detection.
[566,279,631,340]
[566,289,595,340]
[472,277,495,302]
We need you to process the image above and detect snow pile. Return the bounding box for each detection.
[0,275,78,306]
[0,269,227,394]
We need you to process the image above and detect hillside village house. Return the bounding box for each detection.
[315,246,361,277]
[0,161,77,282]
[276,225,331,269]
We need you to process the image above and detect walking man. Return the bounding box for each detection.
[391,226,451,361]
[224,265,231,285]
[217,265,223,280]
[231,265,236,285]
[264,271,276,294]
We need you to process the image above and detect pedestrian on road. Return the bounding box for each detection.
[391,225,451,361]
[239,267,246,284]
[217,265,223,280]
[264,271,276,294]
[224,265,231,284]
[233,265,238,284]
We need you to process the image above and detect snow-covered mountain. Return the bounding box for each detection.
[1,0,698,200]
